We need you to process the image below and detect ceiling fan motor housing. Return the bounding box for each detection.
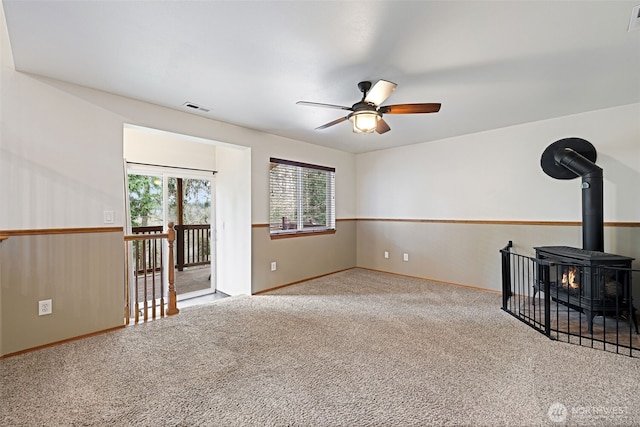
[357,81,372,96]
[351,101,378,113]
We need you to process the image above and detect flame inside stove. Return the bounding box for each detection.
[561,267,579,289]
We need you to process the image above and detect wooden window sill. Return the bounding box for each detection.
[270,229,336,240]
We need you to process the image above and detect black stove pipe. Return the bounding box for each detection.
[553,147,604,252]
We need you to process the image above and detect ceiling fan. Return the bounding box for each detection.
[296,80,441,134]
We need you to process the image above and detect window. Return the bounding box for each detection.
[269,158,335,237]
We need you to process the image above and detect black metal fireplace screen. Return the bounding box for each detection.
[500,241,639,357]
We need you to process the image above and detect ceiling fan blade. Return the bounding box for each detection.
[375,118,391,134]
[364,80,397,106]
[315,116,348,130]
[379,103,441,114]
[296,101,352,111]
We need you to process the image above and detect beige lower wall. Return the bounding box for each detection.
[251,220,357,293]
[4,219,638,355]
[1,231,124,356]
[0,239,4,354]
[356,220,640,295]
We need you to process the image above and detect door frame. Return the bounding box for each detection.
[125,163,217,303]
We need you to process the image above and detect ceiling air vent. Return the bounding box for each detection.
[182,102,211,113]
[629,4,640,32]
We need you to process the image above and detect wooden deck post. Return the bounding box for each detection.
[167,222,180,316]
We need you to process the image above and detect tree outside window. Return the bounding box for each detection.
[269,158,335,236]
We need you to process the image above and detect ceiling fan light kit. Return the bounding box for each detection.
[297,79,441,135]
[349,110,380,133]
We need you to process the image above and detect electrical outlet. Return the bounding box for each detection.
[403,253,409,262]
[38,299,52,316]
[270,261,277,271]
[384,251,389,259]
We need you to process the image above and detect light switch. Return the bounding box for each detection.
[103,211,114,224]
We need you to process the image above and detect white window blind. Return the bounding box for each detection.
[269,158,335,235]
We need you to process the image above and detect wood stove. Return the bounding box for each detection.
[534,246,636,334]
[535,138,638,334]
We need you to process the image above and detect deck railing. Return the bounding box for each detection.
[124,223,179,324]
[132,224,210,271]
[175,224,211,271]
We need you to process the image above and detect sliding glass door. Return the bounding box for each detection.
[126,165,215,302]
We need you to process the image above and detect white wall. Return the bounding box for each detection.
[357,103,640,222]
[355,103,640,291]
[0,79,356,231]
[124,125,217,171]
[215,144,252,296]
[1,67,355,232]
[1,45,125,229]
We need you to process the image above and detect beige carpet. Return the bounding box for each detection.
[2,268,640,426]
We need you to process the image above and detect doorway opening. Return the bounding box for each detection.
[123,124,253,300]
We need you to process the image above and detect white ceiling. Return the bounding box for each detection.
[3,0,639,153]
